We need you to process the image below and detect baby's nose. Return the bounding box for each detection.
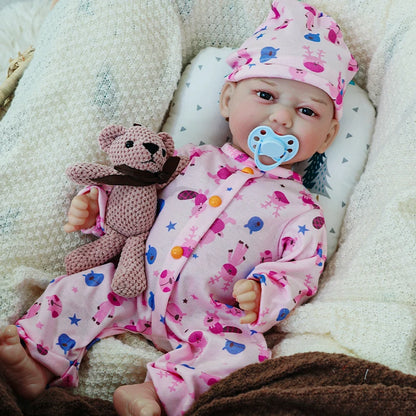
[269,105,293,127]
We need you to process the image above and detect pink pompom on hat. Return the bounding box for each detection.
[226,0,358,119]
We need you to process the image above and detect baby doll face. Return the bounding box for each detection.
[220,77,339,168]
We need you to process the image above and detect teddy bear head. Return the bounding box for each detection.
[98,124,175,173]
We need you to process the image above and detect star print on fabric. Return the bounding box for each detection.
[36,322,44,329]
[166,221,176,231]
[69,314,81,326]
[160,315,166,324]
[298,225,310,235]
[157,370,169,379]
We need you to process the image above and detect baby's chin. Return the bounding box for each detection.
[259,154,294,170]
[258,154,275,166]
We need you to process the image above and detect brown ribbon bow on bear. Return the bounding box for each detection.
[92,156,181,187]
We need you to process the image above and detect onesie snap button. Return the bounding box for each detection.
[241,167,254,174]
[209,195,222,207]
[171,246,183,259]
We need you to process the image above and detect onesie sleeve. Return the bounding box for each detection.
[77,184,112,237]
[246,208,327,333]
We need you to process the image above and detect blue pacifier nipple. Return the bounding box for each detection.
[248,126,299,171]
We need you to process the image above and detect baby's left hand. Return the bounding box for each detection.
[232,279,261,324]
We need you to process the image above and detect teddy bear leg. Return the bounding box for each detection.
[65,230,127,275]
[111,232,150,298]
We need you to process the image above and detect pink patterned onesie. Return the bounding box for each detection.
[16,143,327,415]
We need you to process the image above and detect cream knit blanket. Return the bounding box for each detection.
[0,0,415,400]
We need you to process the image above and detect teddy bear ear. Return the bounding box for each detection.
[98,125,126,151]
[158,132,175,157]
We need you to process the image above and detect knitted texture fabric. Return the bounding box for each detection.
[0,0,415,402]
[64,124,185,298]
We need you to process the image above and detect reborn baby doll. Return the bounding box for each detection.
[0,1,358,415]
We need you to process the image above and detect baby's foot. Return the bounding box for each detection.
[0,325,53,399]
[113,381,162,416]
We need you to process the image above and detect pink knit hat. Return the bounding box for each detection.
[226,0,358,119]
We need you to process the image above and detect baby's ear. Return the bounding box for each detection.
[158,132,175,157]
[219,82,237,120]
[317,119,340,154]
[98,125,126,152]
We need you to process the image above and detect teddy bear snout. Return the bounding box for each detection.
[143,142,160,155]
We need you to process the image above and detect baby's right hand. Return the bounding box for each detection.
[63,188,99,233]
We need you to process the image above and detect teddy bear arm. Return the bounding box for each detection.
[66,163,118,185]
[156,156,190,190]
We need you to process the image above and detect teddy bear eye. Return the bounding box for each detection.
[125,140,134,148]
[162,149,166,157]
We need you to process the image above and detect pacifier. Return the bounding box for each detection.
[247,126,299,171]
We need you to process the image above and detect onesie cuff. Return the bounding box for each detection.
[78,184,112,237]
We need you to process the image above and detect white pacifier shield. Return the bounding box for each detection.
[248,126,299,171]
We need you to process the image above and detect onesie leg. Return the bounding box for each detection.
[146,329,269,415]
[16,263,141,388]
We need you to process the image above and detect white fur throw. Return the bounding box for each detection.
[0,0,415,401]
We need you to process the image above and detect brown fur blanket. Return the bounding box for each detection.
[2,352,416,415]
[186,352,416,416]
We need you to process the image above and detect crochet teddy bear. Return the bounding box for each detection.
[65,124,188,298]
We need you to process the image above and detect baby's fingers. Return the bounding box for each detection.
[64,198,91,233]
[232,279,253,298]
[63,223,76,233]
[70,195,89,210]
[240,311,257,325]
[68,204,89,219]
[85,187,99,204]
[64,214,87,233]
[67,212,88,226]
[235,290,257,303]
